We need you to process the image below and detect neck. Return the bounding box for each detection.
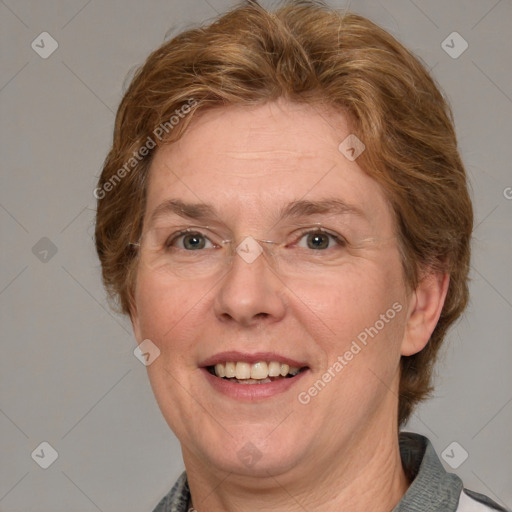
[184,424,409,512]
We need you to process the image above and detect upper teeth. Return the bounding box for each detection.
[214,361,300,380]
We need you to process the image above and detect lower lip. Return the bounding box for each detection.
[201,367,309,401]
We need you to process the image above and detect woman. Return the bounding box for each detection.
[94,1,508,510]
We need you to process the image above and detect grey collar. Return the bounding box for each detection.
[392,432,462,511]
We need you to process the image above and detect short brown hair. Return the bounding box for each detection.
[95,0,473,426]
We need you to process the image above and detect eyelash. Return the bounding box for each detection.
[165,227,347,251]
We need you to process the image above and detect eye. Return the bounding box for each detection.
[295,229,346,250]
[166,230,216,251]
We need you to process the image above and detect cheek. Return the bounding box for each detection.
[134,266,204,339]
[309,292,406,421]
[291,257,406,350]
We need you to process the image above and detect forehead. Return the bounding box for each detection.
[145,100,394,233]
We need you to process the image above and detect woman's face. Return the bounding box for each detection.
[131,99,414,478]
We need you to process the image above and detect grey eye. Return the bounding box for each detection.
[296,231,342,250]
[182,233,207,250]
[167,231,214,250]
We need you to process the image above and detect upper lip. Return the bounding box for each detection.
[200,351,309,368]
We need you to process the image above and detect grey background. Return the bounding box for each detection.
[1,0,511,510]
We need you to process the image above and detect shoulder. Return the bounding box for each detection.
[396,432,510,512]
[457,488,510,511]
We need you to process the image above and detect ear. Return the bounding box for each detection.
[401,272,450,356]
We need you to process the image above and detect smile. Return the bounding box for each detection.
[207,360,306,384]
[200,352,310,399]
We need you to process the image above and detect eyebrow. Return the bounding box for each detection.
[148,198,366,227]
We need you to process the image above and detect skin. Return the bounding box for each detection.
[131,99,449,512]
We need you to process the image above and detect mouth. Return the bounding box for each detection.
[206,361,308,384]
[200,352,310,398]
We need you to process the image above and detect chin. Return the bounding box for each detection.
[178,421,305,478]
[207,444,303,478]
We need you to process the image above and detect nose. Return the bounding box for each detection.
[213,242,287,327]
